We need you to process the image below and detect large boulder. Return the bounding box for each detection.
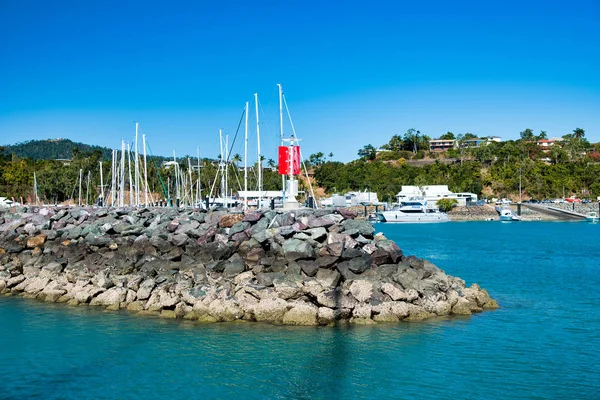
[208,299,243,321]
[220,214,244,228]
[283,239,315,261]
[254,297,289,323]
[341,219,375,238]
[90,287,127,307]
[282,302,318,325]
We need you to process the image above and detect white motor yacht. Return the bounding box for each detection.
[376,197,449,223]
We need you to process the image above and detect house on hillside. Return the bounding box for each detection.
[429,139,455,152]
[464,138,485,148]
[537,137,563,147]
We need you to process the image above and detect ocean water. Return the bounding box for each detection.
[1,221,599,400]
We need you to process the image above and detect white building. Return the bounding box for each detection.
[395,185,477,207]
[320,191,380,207]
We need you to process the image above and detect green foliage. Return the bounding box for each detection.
[358,145,377,160]
[3,139,113,161]
[437,198,458,212]
[312,126,600,202]
[308,152,326,166]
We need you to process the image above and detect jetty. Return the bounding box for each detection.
[0,206,498,325]
[522,204,586,220]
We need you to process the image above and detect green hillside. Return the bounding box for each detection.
[2,139,113,161]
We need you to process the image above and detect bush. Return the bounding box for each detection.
[437,198,458,212]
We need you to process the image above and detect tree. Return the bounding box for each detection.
[402,129,420,154]
[537,130,548,140]
[309,152,325,166]
[519,128,535,141]
[386,134,404,151]
[440,132,455,140]
[231,153,242,167]
[463,133,477,140]
[455,134,468,166]
[358,145,377,161]
[573,127,585,139]
[437,198,458,212]
[328,152,334,161]
[267,158,276,169]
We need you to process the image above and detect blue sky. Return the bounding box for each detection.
[1,0,599,162]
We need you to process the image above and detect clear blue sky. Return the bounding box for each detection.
[1,0,599,162]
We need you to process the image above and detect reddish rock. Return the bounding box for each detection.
[337,208,357,219]
[26,234,47,248]
[243,211,262,222]
[220,214,244,228]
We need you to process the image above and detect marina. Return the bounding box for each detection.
[1,2,599,400]
[1,220,598,399]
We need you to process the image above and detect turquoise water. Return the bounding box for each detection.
[1,221,599,399]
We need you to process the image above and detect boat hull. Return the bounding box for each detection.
[376,211,449,223]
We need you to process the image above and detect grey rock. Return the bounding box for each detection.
[230,221,250,235]
[283,239,315,261]
[42,262,64,274]
[316,268,341,288]
[348,255,371,274]
[297,260,319,276]
[304,227,327,241]
[341,219,375,238]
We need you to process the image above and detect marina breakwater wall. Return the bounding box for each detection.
[0,206,498,325]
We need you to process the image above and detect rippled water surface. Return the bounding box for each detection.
[1,221,599,399]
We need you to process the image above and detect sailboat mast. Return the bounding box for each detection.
[196,147,201,206]
[278,83,286,197]
[127,143,133,206]
[111,149,116,206]
[33,172,39,206]
[187,157,193,207]
[143,134,149,206]
[78,168,83,206]
[255,93,262,207]
[99,161,104,206]
[134,122,140,206]
[244,101,249,210]
[173,150,179,205]
[225,134,229,209]
[120,140,126,207]
[278,83,284,144]
[86,171,90,206]
[219,129,225,205]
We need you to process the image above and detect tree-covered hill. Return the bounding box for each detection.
[2,139,113,161]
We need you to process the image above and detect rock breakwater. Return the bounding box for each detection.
[0,206,498,325]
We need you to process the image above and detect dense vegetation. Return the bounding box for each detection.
[0,142,282,205]
[2,139,113,161]
[1,128,599,205]
[312,128,600,202]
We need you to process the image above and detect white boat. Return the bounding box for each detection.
[499,208,521,221]
[585,211,599,223]
[376,197,449,223]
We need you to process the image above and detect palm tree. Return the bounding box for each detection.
[267,158,275,169]
[573,128,585,139]
[538,130,547,140]
[231,153,242,168]
[328,152,334,161]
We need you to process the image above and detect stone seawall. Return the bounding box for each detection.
[0,206,498,325]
